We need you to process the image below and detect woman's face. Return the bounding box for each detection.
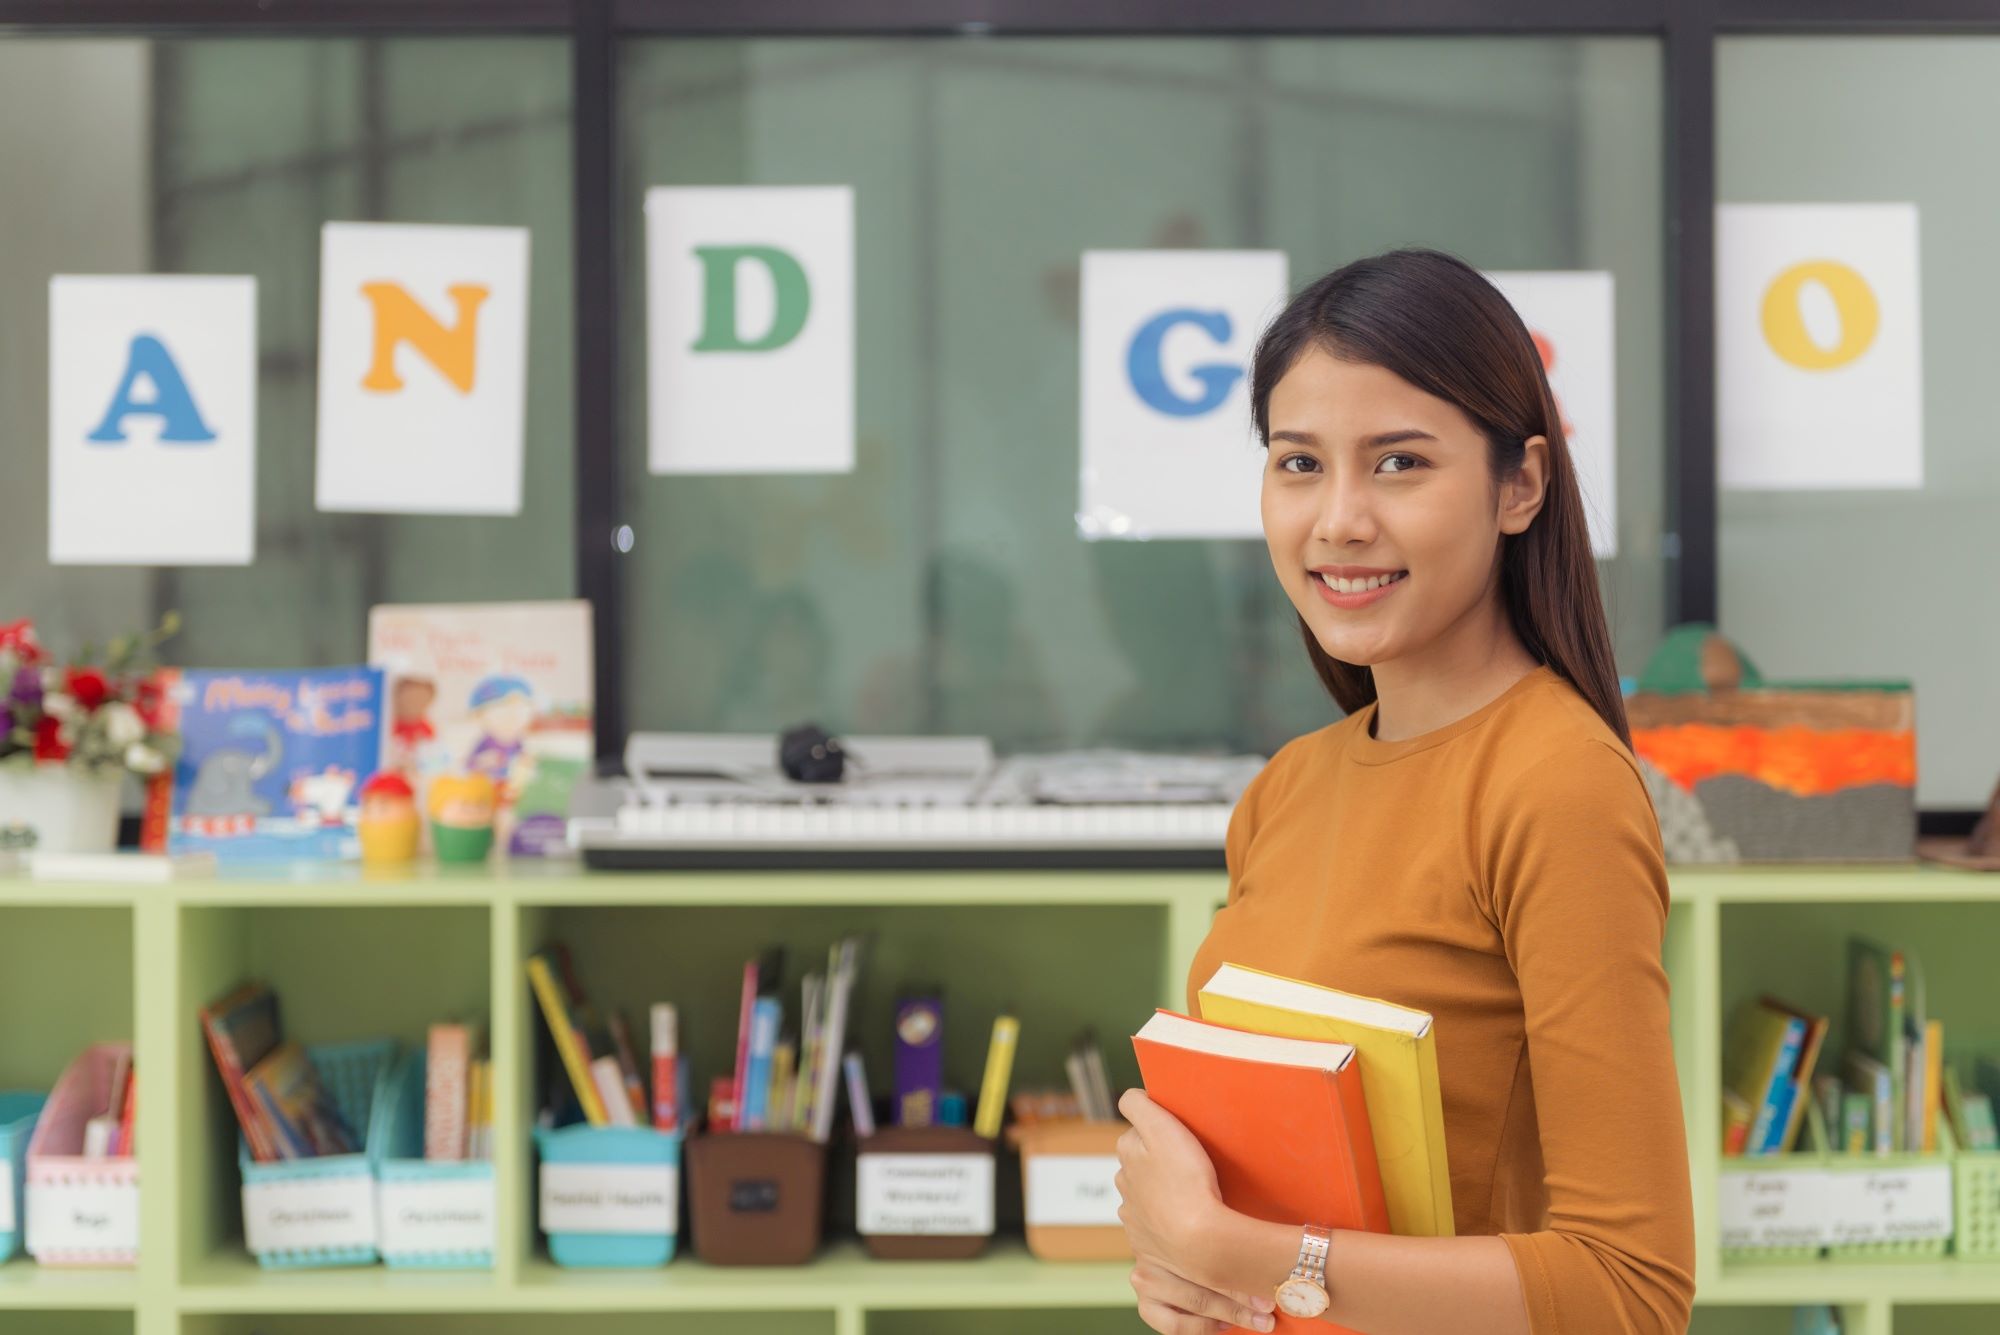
[1261,347,1534,670]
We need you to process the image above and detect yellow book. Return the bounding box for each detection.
[1198,963,1452,1236]
[527,954,608,1126]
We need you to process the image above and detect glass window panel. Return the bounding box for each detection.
[0,35,573,672]
[618,35,1666,755]
[1718,36,1994,808]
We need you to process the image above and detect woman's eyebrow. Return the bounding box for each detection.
[1363,429,1439,448]
[1268,428,1441,447]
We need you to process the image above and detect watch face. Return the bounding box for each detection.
[1275,1278,1330,1319]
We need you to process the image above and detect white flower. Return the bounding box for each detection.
[124,743,166,775]
[42,690,76,720]
[102,702,146,748]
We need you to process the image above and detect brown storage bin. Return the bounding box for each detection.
[856,1124,996,1260]
[685,1131,827,1266]
[1015,1118,1131,1261]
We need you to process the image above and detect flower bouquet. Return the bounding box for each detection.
[1,615,180,854]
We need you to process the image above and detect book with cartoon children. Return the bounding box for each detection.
[367,600,593,857]
[140,667,387,860]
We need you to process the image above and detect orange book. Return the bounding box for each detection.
[1133,1010,1390,1335]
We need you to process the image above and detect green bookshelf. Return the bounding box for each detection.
[1,863,1997,1335]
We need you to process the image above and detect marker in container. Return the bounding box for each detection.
[844,1050,877,1137]
[650,1002,680,1133]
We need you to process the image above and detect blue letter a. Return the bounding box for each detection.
[86,334,218,444]
[1126,309,1242,418]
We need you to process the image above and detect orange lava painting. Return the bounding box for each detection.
[1632,724,1916,799]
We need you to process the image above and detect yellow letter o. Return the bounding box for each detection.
[1760,260,1879,370]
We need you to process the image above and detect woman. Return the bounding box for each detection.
[1114,250,1695,1335]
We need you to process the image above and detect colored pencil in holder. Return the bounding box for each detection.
[685,1129,827,1266]
[238,1038,396,1269]
[1011,1117,1131,1262]
[376,1048,495,1269]
[535,1122,682,1268]
[855,1124,996,1260]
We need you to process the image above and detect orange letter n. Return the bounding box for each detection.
[359,282,490,395]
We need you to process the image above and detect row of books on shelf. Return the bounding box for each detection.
[527,937,1120,1147]
[201,981,492,1164]
[1724,935,1995,1160]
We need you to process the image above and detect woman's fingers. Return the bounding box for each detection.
[1131,1260,1276,1333]
[1136,1297,1231,1335]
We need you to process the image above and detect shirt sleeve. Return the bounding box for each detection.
[1485,738,1696,1335]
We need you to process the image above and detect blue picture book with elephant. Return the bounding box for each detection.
[140,666,387,861]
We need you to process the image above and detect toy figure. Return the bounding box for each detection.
[357,771,420,867]
[428,771,498,864]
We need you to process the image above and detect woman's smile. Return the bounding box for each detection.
[1310,565,1409,610]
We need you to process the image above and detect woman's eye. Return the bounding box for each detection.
[1378,453,1423,474]
[1277,454,1319,474]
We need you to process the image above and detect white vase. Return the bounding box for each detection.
[0,764,125,855]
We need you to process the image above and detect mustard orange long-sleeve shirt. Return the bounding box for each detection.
[1188,664,1695,1335]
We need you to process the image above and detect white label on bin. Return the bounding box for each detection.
[1027,1153,1122,1227]
[1826,1165,1953,1245]
[379,1177,496,1256]
[1718,1169,1830,1250]
[0,1163,12,1233]
[540,1163,677,1236]
[26,1180,141,1255]
[243,1174,378,1254]
[858,1153,995,1236]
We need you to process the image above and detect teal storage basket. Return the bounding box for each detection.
[377,1049,495,1269]
[0,1092,46,1261]
[535,1123,681,1268]
[238,1038,396,1269]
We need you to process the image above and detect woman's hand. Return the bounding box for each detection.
[1117,1089,1276,1334]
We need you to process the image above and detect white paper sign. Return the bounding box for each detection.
[858,1152,996,1236]
[1718,203,1923,490]
[49,275,256,566]
[539,1162,677,1235]
[1718,1168,1831,1251]
[1485,271,1618,558]
[1826,1165,1953,1245]
[26,1180,141,1255]
[242,1174,377,1254]
[315,222,530,514]
[0,1162,14,1233]
[1026,1153,1122,1227]
[1078,250,1287,540]
[378,1177,496,1256]
[646,185,854,475]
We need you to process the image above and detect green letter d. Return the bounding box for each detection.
[692,245,811,351]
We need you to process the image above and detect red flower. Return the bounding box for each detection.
[65,667,110,712]
[0,619,43,666]
[34,716,70,762]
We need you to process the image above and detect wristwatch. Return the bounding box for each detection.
[1274,1224,1333,1319]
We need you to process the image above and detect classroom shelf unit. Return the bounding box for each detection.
[1,862,1997,1335]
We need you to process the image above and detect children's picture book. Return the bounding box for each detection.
[142,667,386,861]
[367,600,593,857]
[241,1041,357,1160]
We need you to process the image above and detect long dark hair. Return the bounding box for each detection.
[1249,248,1630,749]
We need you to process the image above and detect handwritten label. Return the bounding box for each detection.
[858,1152,995,1236]
[243,1174,377,1254]
[1718,1169,1830,1250]
[539,1163,677,1236]
[26,1180,141,1255]
[379,1178,495,1256]
[1827,1166,1952,1245]
[0,1162,13,1234]
[1026,1153,1122,1228]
